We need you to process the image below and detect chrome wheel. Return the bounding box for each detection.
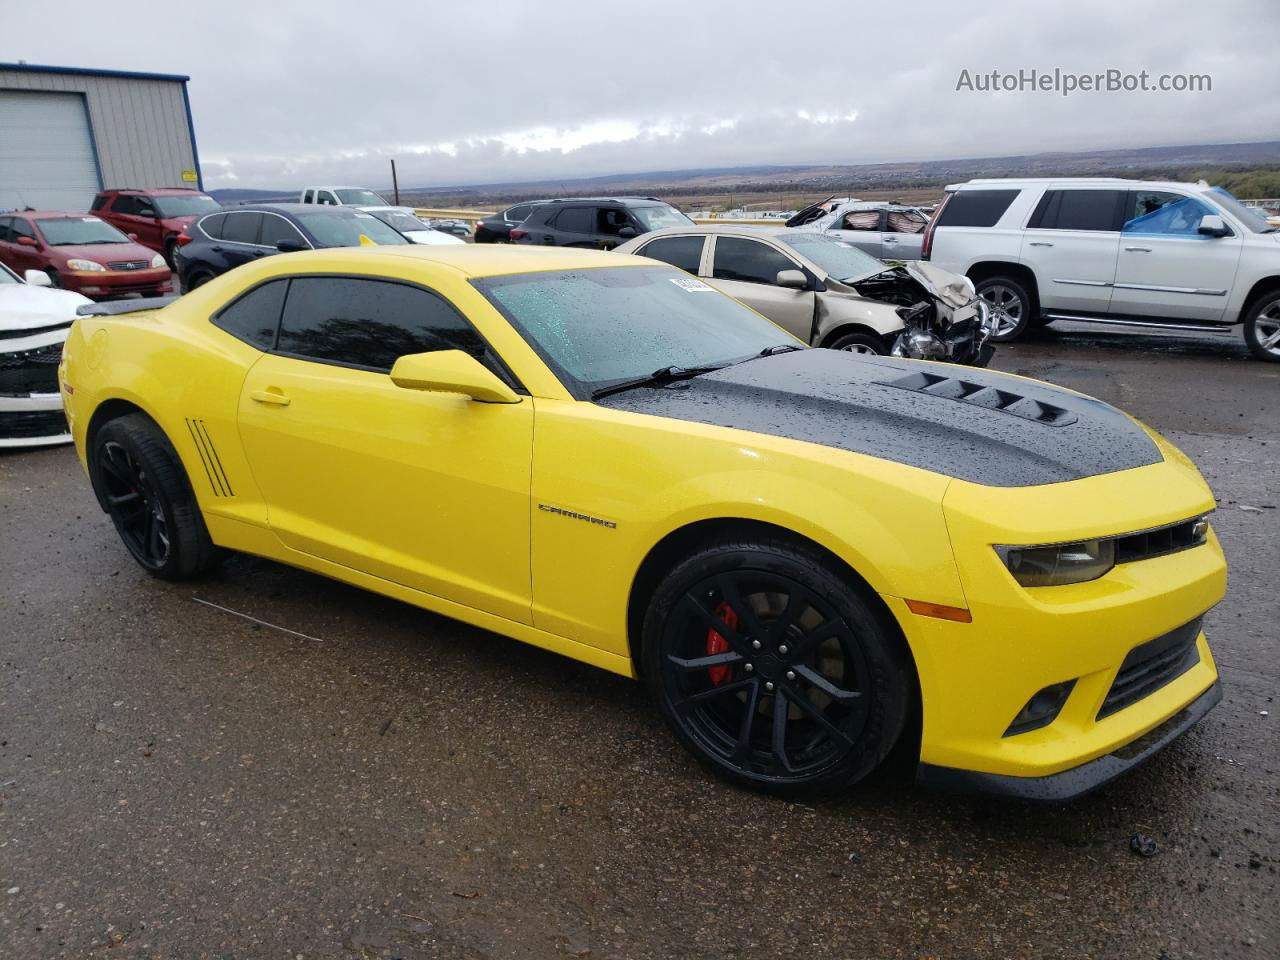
[841,342,879,355]
[979,283,1024,337]
[1253,302,1280,357]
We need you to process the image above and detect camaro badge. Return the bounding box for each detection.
[538,503,617,529]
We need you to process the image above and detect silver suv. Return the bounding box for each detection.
[787,197,932,260]
[923,177,1280,361]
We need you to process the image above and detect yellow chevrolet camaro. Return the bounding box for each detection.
[60,245,1226,799]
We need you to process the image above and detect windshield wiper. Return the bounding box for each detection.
[757,343,803,357]
[590,364,724,400]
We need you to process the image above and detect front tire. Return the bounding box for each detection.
[1243,292,1280,362]
[826,331,887,355]
[91,414,219,580]
[975,276,1034,341]
[642,537,910,796]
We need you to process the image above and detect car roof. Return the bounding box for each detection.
[221,203,364,215]
[627,224,796,239]
[948,177,1212,192]
[259,243,657,279]
[105,187,208,196]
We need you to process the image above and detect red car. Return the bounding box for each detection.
[0,212,172,300]
[91,187,221,267]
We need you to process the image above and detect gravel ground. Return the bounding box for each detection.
[1,321,1276,959]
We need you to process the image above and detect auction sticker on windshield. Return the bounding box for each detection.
[670,277,715,292]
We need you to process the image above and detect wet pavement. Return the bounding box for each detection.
[1,323,1277,959]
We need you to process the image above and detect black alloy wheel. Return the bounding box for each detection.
[644,539,909,795]
[92,413,219,580]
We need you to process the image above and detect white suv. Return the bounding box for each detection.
[922,177,1280,361]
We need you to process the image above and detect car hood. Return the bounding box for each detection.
[0,284,92,331]
[47,242,159,264]
[594,349,1161,487]
[902,262,974,309]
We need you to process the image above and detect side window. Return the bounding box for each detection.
[506,204,532,222]
[0,218,11,242]
[212,279,286,350]
[91,193,107,210]
[136,197,157,218]
[259,214,307,248]
[840,210,882,231]
[597,207,635,236]
[10,218,35,241]
[302,190,315,204]
[885,209,927,234]
[111,195,138,215]
[1028,190,1123,231]
[1122,192,1218,236]
[935,190,1020,228]
[712,237,797,285]
[552,207,594,234]
[319,191,338,205]
[277,277,488,371]
[222,212,263,245]
[199,213,226,240]
[640,235,705,274]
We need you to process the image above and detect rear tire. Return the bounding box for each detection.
[826,331,887,355]
[187,271,214,292]
[91,413,219,580]
[642,537,910,797]
[1243,291,1280,362]
[164,238,179,270]
[975,276,1034,341]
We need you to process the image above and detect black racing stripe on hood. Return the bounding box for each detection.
[594,350,1162,487]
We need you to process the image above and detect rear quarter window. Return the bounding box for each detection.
[212,279,286,350]
[936,190,1020,228]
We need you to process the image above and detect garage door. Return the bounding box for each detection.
[0,90,101,212]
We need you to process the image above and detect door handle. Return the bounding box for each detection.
[250,388,290,406]
[1124,246,1152,253]
[1028,241,1054,247]
[211,245,223,252]
[882,237,898,243]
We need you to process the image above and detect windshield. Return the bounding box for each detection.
[369,210,430,233]
[779,232,885,281]
[630,204,695,231]
[0,261,17,284]
[152,195,221,218]
[37,216,131,246]
[1208,187,1274,233]
[295,211,409,247]
[474,265,793,394]
[335,189,389,205]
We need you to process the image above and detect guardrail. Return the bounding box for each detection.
[414,208,495,223]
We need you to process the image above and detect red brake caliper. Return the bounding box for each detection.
[706,601,738,685]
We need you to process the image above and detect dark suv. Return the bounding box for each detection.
[174,204,409,291]
[474,201,544,243]
[509,198,693,249]
[91,188,222,267]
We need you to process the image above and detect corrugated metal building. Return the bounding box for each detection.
[0,62,202,211]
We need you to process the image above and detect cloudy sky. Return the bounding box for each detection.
[5,0,1278,190]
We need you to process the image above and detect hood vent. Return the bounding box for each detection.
[885,370,1078,427]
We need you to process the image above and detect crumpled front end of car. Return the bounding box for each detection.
[900,428,1226,800]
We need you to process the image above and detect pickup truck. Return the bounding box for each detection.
[299,186,395,207]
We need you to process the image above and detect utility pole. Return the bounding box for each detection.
[391,159,400,205]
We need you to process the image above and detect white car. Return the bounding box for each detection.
[923,177,1280,360]
[787,197,933,260]
[359,206,465,245]
[0,263,90,447]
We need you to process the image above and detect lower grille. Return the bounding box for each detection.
[0,408,68,440]
[0,343,62,395]
[1098,617,1203,719]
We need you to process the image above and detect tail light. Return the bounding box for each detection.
[509,228,526,241]
[176,233,193,246]
[920,193,951,261]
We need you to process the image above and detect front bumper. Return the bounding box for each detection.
[60,268,172,300]
[0,391,71,447]
[917,681,1221,800]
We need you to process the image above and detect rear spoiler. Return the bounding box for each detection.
[76,296,177,317]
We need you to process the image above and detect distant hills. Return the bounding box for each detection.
[210,140,1280,206]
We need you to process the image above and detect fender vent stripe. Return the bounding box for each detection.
[886,371,1078,427]
[184,417,234,497]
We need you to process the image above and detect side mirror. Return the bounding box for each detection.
[24,269,52,287]
[139,209,157,219]
[776,269,808,289]
[1197,214,1230,237]
[276,239,307,253]
[617,226,638,239]
[127,232,139,241]
[16,235,38,247]
[389,349,520,404]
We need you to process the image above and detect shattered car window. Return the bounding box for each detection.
[886,210,927,234]
[841,211,881,231]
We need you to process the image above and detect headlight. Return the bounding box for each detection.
[66,259,105,272]
[995,538,1115,587]
[150,254,166,269]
